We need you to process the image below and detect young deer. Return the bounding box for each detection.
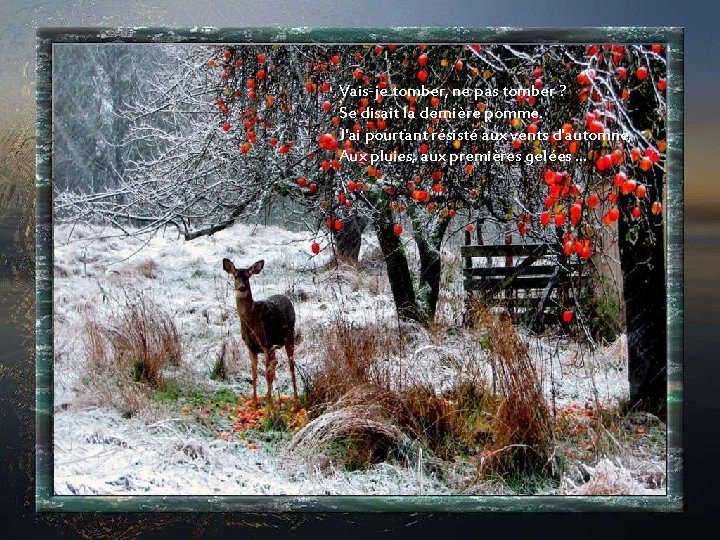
[222,258,297,404]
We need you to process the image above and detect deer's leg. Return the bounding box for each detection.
[265,348,278,405]
[247,348,259,402]
[285,341,298,399]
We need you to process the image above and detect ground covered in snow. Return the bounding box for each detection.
[52,222,666,496]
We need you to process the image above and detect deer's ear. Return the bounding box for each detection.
[249,260,265,275]
[222,258,236,274]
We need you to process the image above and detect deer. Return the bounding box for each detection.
[222,258,297,405]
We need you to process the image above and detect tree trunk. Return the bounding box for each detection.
[412,220,449,323]
[416,239,441,322]
[618,89,667,420]
[333,212,368,262]
[373,215,421,323]
[618,202,666,419]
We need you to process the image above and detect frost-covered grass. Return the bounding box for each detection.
[53,221,666,496]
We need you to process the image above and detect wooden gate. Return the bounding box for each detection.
[461,230,577,327]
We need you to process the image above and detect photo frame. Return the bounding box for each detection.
[36,26,683,512]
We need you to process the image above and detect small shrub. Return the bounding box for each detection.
[210,356,226,381]
[103,295,181,386]
[82,292,182,414]
[212,336,242,380]
[298,314,498,470]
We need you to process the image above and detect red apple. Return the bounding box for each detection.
[639,157,653,171]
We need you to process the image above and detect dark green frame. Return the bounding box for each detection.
[36,27,683,512]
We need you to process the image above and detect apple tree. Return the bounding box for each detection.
[201,42,668,415]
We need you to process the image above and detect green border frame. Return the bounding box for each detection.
[36,26,683,512]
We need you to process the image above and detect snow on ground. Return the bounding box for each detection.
[52,221,659,496]
[531,333,630,409]
[53,407,448,496]
[53,221,393,406]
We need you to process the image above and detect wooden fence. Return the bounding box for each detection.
[462,229,577,327]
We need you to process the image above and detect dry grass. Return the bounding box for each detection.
[135,259,159,279]
[211,335,242,380]
[291,295,559,487]
[465,301,554,478]
[568,458,645,495]
[302,316,396,412]
[297,315,501,474]
[298,319,426,468]
[82,293,182,415]
[288,399,412,470]
[551,394,667,494]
